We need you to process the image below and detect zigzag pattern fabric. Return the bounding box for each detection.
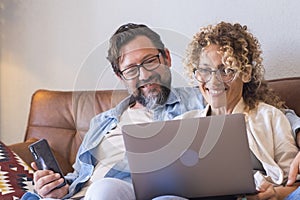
[0,141,34,200]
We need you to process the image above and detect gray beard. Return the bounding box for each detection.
[134,85,170,110]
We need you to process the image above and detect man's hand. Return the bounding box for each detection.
[31,162,69,199]
[287,151,300,186]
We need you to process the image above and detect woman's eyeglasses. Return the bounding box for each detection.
[193,67,237,83]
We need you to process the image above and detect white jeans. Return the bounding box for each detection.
[84,178,188,200]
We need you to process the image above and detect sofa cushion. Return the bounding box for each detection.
[0,141,34,199]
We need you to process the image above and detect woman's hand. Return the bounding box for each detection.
[242,181,299,200]
[242,181,277,200]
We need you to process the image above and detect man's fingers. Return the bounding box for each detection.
[43,184,69,199]
[38,177,65,197]
[287,152,300,186]
[287,165,298,186]
[31,162,38,170]
[33,170,54,184]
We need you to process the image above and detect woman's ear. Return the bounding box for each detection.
[241,65,252,83]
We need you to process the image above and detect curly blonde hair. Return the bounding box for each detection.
[184,21,285,110]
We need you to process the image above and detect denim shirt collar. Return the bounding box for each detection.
[165,87,182,105]
[110,87,181,119]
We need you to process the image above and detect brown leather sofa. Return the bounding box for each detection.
[9,77,300,175]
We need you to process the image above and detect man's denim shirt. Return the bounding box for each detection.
[64,87,204,198]
[21,87,204,200]
[285,109,300,138]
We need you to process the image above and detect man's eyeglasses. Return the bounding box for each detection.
[193,67,237,83]
[120,53,161,80]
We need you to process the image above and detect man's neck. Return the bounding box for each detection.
[130,101,146,109]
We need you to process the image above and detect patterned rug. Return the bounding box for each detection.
[0,141,34,200]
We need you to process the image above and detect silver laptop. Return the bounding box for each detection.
[122,113,256,200]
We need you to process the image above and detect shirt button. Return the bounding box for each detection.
[111,123,117,129]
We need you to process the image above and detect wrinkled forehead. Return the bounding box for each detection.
[119,36,157,56]
[118,36,158,67]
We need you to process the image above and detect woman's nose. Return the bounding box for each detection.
[206,71,224,88]
[210,72,220,83]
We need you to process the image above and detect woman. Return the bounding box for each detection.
[181,21,299,199]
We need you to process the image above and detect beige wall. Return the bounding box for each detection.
[1,0,300,144]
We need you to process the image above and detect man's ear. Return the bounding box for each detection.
[116,74,130,89]
[241,65,252,83]
[164,48,172,67]
[116,74,123,82]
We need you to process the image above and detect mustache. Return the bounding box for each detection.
[136,75,160,88]
[134,84,171,109]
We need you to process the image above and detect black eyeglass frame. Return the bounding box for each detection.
[193,67,238,83]
[119,53,162,80]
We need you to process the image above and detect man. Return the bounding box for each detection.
[22,23,204,200]
[286,110,300,200]
[288,110,300,183]
[22,23,300,200]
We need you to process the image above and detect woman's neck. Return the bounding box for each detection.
[209,106,234,115]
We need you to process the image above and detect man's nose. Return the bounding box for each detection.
[138,66,152,80]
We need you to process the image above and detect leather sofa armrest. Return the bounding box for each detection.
[8,138,73,175]
[8,138,38,167]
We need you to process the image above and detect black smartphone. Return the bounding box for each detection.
[29,139,66,189]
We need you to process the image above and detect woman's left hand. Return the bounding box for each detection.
[243,181,277,200]
[242,182,300,200]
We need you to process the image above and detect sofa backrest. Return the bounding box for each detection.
[25,89,129,172]
[268,77,300,115]
[24,77,300,174]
